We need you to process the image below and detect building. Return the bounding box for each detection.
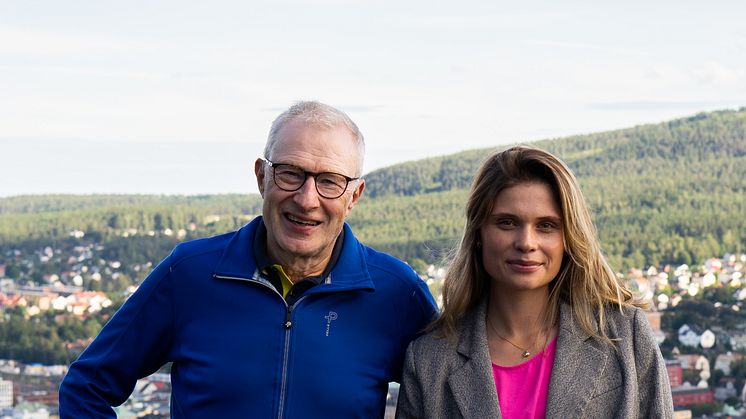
[730,332,746,351]
[0,379,12,408]
[666,360,683,387]
[714,352,744,375]
[672,385,714,407]
[678,324,702,347]
[714,378,738,401]
[674,354,709,373]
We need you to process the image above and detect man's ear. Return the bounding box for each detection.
[346,178,365,211]
[254,158,266,197]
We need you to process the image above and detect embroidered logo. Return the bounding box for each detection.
[324,311,338,337]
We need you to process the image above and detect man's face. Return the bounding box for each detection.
[255,118,365,270]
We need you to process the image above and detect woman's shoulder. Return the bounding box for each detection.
[604,304,646,322]
[409,327,457,356]
[602,304,656,340]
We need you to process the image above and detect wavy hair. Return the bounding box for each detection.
[432,145,641,342]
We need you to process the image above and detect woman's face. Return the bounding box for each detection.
[479,181,565,294]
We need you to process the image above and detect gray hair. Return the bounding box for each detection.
[264,101,366,176]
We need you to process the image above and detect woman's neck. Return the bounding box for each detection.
[486,289,558,366]
[487,287,551,337]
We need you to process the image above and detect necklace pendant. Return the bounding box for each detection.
[522,351,531,358]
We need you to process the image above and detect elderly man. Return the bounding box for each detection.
[59,101,437,418]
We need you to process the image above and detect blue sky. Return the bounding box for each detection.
[2,0,745,196]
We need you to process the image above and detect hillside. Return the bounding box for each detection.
[362,109,746,198]
[353,108,746,268]
[1,108,745,270]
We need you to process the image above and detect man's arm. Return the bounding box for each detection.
[58,254,175,418]
[390,270,438,383]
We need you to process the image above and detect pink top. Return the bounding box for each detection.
[491,336,557,419]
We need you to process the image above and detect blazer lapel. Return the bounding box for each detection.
[546,303,609,416]
[447,299,502,418]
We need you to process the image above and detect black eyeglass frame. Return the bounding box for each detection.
[260,157,360,199]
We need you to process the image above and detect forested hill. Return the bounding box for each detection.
[350,108,746,269]
[362,108,746,198]
[1,108,745,270]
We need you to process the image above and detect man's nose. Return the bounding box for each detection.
[292,175,321,208]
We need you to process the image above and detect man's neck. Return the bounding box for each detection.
[258,220,345,284]
[267,247,333,284]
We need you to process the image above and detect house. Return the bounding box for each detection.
[730,332,746,351]
[714,378,738,401]
[672,384,714,407]
[0,294,27,309]
[715,352,744,375]
[700,329,716,349]
[666,360,683,387]
[72,291,112,313]
[675,354,709,372]
[704,258,722,272]
[0,379,12,408]
[12,288,59,311]
[68,301,89,316]
[678,324,702,347]
[10,401,51,418]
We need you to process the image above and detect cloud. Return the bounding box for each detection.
[259,104,385,113]
[0,28,146,57]
[0,64,168,80]
[693,62,746,85]
[586,100,744,112]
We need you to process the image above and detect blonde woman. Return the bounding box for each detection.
[396,146,673,418]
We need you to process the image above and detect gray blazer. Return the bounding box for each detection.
[396,299,674,418]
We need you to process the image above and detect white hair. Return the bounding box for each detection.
[264,100,365,176]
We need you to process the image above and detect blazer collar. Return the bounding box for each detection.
[449,297,502,418]
[447,300,610,418]
[546,302,609,415]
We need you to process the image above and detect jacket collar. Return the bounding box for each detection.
[252,220,344,286]
[449,297,502,418]
[447,299,609,418]
[213,216,375,292]
[546,303,608,415]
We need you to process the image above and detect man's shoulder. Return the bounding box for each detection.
[169,230,238,265]
[359,243,419,281]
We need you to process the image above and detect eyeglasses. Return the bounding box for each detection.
[261,158,360,199]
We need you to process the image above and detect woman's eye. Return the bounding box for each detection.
[538,221,558,230]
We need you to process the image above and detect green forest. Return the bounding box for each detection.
[1,108,745,270]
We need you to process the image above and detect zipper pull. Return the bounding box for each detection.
[284,308,292,329]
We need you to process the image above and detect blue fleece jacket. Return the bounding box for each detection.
[59,217,437,418]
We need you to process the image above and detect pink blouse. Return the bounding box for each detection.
[491,336,558,419]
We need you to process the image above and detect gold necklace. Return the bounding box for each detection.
[487,315,537,359]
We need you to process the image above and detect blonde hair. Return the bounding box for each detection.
[432,145,642,343]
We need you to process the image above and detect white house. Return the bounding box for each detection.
[678,324,702,347]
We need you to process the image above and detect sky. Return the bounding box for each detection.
[2,0,745,196]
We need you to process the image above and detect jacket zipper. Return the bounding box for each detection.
[213,272,309,419]
[277,294,310,419]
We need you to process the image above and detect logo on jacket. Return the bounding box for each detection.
[324,311,338,337]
